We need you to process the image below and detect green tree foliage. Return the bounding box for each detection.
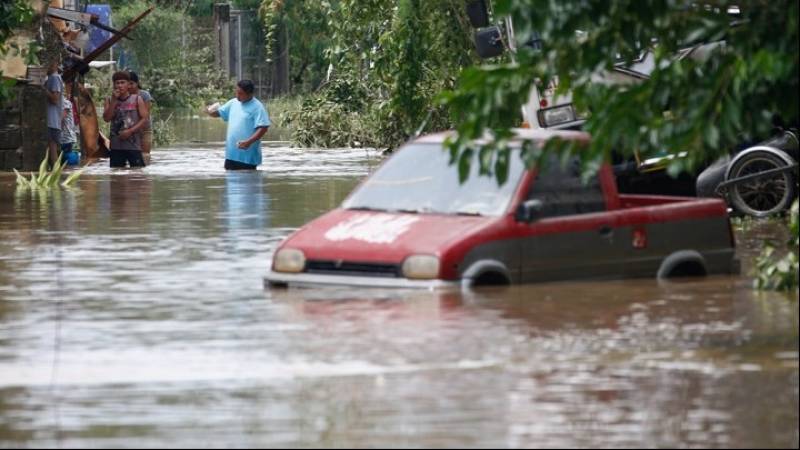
[116,2,185,68]
[260,0,478,149]
[0,0,35,102]
[258,0,332,93]
[110,0,232,108]
[383,0,436,142]
[0,0,34,49]
[442,0,799,177]
[754,200,799,291]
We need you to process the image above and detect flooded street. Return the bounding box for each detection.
[0,143,797,448]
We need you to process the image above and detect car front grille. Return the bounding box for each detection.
[305,260,400,278]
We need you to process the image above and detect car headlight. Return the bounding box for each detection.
[273,248,306,273]
[402,255,440,280]
[538,104,577,127]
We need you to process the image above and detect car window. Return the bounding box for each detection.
[343,143,527,216]
[526,156,606,218]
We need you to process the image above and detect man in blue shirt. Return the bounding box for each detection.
[207,80,271,170]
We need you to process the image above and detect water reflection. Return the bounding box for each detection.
[8,188,81,235]
[222,171,270,233]
[100,175,153,231]
[267,282,798,448]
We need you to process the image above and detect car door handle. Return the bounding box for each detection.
[598,225,614,238]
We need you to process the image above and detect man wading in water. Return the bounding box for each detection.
[206,79,271,170]
[103,71,149,168]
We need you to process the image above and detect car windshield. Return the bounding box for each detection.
[342,143,526,216]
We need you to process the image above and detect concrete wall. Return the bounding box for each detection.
[0,84,49,171]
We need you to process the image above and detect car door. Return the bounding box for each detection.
[517,158,629,283]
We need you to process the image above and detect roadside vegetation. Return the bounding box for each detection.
[257,0,479,150]
[753,200,799,291]
[14,153,82,190]
[0,0,35,102]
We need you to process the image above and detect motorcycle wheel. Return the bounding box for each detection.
[728,152,797,217]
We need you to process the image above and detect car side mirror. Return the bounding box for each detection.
[474,26,505,59]
[515,199,544,223]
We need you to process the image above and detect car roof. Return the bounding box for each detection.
[413,128,591,146]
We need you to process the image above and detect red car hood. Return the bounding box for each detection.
[282,209,495,263]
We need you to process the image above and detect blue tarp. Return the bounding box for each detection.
[85,4,112,55]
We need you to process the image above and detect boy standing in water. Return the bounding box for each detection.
[128,71,153,156]
[103,71,149,168]
[44,60,64,166]
[60,96,79,165]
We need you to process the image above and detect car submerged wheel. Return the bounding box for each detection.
[728,152,797,217]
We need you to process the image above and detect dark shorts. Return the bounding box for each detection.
[47,128,61,144]
[110,149,146,168]
[225,159,257,170]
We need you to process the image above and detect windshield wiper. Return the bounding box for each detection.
[454,210,483,216]
[395,207,436,214]
[346,206,387,212]
[347,206,441,214]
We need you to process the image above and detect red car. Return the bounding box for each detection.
[265,129,739,289]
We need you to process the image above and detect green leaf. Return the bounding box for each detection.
[62,169,84,187]
[36,153,48,184]
[494,148,509,186]
[704,125,720,150]
[13,169,30,188]
[478,145,493,176]
[458,148,473,184]
[46,153,66,187]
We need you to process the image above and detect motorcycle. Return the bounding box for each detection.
[697,128,799,217]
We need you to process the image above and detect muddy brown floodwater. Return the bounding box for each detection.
[0,143,797,448]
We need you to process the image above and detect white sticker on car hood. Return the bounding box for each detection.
[324,214,420,244]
